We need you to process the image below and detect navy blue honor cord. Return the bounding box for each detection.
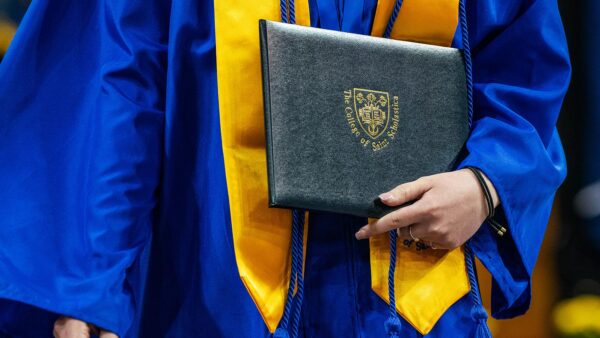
[458,0,492,336]
[273,2,302,336]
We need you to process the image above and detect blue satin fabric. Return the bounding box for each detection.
[455,0,570,318]
[308,0,377,33]
[0,1,169,336]
[0,0,569,337]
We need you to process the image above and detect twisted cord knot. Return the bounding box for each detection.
[471,305,488,321]
[384,315,402,337]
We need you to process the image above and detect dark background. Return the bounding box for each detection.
[556,0,600,300]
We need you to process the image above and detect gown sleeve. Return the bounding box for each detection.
[456,0,570,318]
[0,1,169,336]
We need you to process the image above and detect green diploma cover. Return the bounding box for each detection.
[260,20,469,217]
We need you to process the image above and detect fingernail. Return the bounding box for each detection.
[355,230,366,240]
[379,193,393,201]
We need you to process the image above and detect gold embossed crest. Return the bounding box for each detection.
[344,88,399,152]
[354,88,390,139]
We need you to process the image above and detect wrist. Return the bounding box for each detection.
[464,166,507,236]
[478,171,500,209]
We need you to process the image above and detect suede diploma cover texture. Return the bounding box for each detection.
[260,20,469,218]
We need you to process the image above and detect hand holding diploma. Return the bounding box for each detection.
[355,169,500,250]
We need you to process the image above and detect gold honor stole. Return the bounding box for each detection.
[214,0,469,335]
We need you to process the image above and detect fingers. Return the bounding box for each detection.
[100,331,119,338]
[53,317,118,338]
[359,170,487,249]
[53,317,90,338]
[397,225,444,250]
[355,176,434,240]
[355,202,425,239]
[408,223,426,241]
[406,223,455,250]
[379,177,432,207]
[395,223,425,242]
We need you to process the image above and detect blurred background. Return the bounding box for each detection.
[1,1,599,337]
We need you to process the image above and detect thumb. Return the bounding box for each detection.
[378,177,432,206]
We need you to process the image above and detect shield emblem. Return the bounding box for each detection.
[353,88,390,140]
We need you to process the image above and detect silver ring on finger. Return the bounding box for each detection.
[409,225,420,242]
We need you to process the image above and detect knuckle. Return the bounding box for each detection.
[419,200,436,215]
[397,187,410,202]
[417,176,431,186]
[391,213,402,226]
[430,201,445,217]
[429,200,442,214]
[384,221,397,233]
[368,223,383,235]
[428,224,443,237]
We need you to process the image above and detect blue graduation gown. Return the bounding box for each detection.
[0,0,569,337]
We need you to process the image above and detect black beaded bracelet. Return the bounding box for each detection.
[465,166,507,237]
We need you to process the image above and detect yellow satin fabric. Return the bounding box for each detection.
[213,0,311,333]
[214,0,467,334]
[369,237,469,334]
[369,0,469,335]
